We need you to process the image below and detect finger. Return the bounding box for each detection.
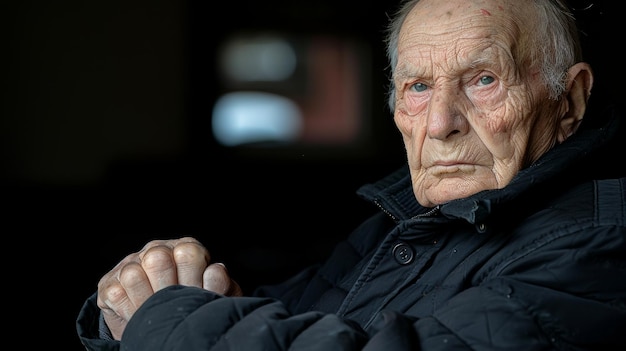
[118,261,155,308]
[203,263,243,296]
[97,261,155,319]
[173,241,210,287]
[96,253,145,319]
[140,245,178,291]
[97,264,152,327]
[97,275,143,341]
[101,308,127,340]
[97,280,136,322]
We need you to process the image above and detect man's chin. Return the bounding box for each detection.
[415,177,490,207]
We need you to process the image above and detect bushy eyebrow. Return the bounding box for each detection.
[393,64,421,82]
[468,56,494,69]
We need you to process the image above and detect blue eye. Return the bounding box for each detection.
[479,75,495,85]
[410,82,428,92]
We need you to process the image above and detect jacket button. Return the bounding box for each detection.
[392,242,414,265]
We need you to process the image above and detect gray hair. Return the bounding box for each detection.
[384,0,584,113]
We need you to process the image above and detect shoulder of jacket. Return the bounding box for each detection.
[551,177,626,226]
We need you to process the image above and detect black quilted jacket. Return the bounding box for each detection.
[77,106,626,350]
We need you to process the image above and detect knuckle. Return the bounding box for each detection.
[141,246,174,271]
[118,262,148,287]
[101,283,128,306]
[173,242,208,266]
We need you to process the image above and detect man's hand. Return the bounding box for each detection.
[96,237,243,340]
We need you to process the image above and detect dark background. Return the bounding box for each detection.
[1,1,622,349]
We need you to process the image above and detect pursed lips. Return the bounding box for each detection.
[428,160,478,174]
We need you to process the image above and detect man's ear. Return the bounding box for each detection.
[558,62,594,143]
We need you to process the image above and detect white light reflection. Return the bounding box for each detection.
[212,91,303,146]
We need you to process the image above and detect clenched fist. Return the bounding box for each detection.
[96,237,242,340]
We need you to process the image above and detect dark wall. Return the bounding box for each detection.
[2,1,621,350]
[3,1,403,349]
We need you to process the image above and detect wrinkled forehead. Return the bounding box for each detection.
[399,0,531,47]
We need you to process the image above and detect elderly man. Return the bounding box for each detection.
[78,1,625,350]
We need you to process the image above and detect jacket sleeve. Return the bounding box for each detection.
[117,286,502,351]
[76,292,120,351]
[120,285,370,351]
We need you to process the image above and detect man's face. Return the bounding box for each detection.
[394,0,563,207]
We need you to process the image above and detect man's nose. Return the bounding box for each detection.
[426,88,467,140]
